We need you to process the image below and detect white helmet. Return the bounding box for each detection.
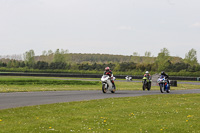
[145,71,149,74]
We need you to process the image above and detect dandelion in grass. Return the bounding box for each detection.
[187,115,192,118]
[186,120,188,122]
[49,127,52,129]
[129,113,135,116]
[160,129,163,131]
[108,129,111,131]
[104,120,107,123]
[0,119,2,122]
[88,128,91,130]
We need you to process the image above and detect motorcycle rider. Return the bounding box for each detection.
[144,71,151,81]
[161,71,170,87]
[161,71,169,80]
[104,67,115,87]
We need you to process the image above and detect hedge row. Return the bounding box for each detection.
[0,67,200,77]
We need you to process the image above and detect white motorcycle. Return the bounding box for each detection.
[157,76,170,93]
[125,76,132,81]
[101,75,116,93]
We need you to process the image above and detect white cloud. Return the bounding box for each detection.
[190,22,200,28]
[117,26,133,31]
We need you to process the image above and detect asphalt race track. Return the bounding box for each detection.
[0,89,199,110]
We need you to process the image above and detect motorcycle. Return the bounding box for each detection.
[157,75,170,93]
[125,76,132,81]
[101,75,116,93]
[142,77,151,91]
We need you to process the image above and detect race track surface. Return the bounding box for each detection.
[0,89,199,110]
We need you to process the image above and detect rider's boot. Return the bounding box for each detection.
[112,80,115,89]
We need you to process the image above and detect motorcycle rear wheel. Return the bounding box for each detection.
[166,88,170,93]
[102,84,107,93]
[166,84,170,93]
[147,82,151,91]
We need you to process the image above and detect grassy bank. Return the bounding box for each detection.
[0,94,199,132]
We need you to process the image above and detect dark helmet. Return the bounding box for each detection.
[105,67,110,71]
[161,71,165,75]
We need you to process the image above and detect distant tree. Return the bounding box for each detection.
[144,51,151,57]
[34,61,49,69]
[159,48,170,57]
[136,63,146,71]
[12,60,20,68]
[53,49,68,63]
[114,63,120,71]
[47,50,53,55]
[133,52,140,56]
[19,61,26,67]
[23,50,35,67]
[156,48,170,72]
[184,48,198,66]
[131,52,141,63]
[7,60,12,68]
[42,50,47,56]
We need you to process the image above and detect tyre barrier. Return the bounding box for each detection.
[170,80,177,87]
[170,76,197,81]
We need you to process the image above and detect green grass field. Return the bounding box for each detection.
[0,94,199,132]
[0,76,199,132]
[0,76,200,92]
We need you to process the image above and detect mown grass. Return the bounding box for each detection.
[0,77,99,85]
[0,76,200,92]
[0,94,199,132]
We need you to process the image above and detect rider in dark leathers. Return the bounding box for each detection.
[161,71,169,80]
[161,71,170,85]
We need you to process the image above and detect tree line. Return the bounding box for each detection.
[0,48,199,75]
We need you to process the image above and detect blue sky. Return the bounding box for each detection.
[0,0,200,61]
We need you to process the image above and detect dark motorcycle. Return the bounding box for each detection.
[142,77,151,91]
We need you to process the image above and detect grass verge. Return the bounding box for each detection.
[0,77,99,85]
[0,94,199,132]
[0,76,200,92]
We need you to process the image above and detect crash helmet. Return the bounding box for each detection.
[105,67,110,71]
[145,71,149,74]
[161,71,165,75]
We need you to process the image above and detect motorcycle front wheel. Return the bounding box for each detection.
[142,82,146,91]
[160,84,164,93]
[102,84,107,93]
